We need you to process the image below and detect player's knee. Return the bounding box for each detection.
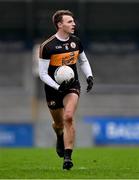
[64,111,73,125]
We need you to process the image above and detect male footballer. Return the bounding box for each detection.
[39,10,94,170]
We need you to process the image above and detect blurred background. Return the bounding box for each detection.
[0,0,139,147]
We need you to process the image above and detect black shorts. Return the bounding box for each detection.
[44,80,81,110]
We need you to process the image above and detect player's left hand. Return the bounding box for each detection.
[86,76,94,92]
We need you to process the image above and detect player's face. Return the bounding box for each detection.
[60,15,76,34]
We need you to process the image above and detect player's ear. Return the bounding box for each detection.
[57,22,62,29]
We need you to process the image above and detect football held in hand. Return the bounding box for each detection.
[54,65,75,85]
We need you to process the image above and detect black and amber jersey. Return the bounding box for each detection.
[39,34,83,81]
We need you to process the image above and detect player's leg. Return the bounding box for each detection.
[63,93,79,149]
[62,93,79,170]
[45,84,65,157]
[49,108,65,157]
[50,108,64,136]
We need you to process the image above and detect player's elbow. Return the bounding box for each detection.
[39,71,46,82]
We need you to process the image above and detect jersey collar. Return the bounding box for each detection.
[55,33,69,42]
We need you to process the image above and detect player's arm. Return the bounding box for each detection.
[78,51,93,78]
[39,58,60,90]
[39,44,60,90]
[39,58,74,92]
[78,51,94,92]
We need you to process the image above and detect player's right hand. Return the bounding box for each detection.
[58,78,74,93]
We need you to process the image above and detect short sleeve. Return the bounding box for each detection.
[39,44,51,59]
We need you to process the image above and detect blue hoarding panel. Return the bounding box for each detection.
[0,123,34,147]
[84,116,139,145]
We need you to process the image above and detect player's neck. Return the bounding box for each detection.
[55,31,70,41]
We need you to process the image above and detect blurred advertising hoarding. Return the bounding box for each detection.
[0,123,34,147]
[84,116,139,145]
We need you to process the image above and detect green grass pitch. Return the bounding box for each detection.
[0,147,139,179]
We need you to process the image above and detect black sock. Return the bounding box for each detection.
[64,149,72,159]
[57,132,63,139]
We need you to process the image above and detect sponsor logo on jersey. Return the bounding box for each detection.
[62,52,75,65]
[50,50,79,66]
[55,45,62,49]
